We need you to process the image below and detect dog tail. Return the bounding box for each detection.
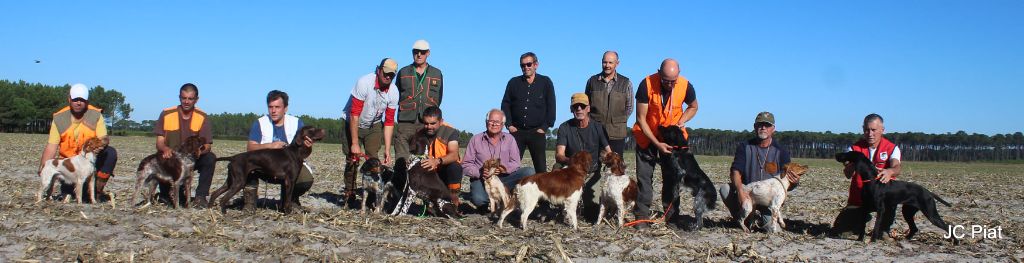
[932,192,952,207]
[700,180,718,210]
[215,156,233,162]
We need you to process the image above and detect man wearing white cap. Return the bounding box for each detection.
[340,58,400,201]
[394,40,444,160]
[38,83,119,202]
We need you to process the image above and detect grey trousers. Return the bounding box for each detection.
[633,146,681,219]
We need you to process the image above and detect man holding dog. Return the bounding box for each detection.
[340,58,400,201]
[585,51,633,157]
[37,83,119,202]
[719,112,800,231]
[463,109,536,213]
[830,113,903,236]
[154,83,215,207]
[631,58,699,229]
[555,93,612,223]
[414,106,464,209]
[246,90,316,210]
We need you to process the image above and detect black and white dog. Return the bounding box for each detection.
[359,157,396,214]
[390,134,461,218]
[835,151,956,242]
[659,126,718,231]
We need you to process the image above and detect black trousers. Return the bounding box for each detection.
[513,129,548,173]
[608,139,626,157]
[160,151,217,199]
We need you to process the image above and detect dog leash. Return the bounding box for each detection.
[623,200,675,228]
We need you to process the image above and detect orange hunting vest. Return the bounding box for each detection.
[632,73,689,149]
[158,106,207,149]
[53,105,103,158]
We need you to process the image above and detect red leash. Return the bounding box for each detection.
[623,200,675,228]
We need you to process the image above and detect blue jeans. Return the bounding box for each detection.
[468,167,536,207]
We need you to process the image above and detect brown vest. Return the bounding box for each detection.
[586,73,632,140]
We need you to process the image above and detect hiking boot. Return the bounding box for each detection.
[193,195,209,209]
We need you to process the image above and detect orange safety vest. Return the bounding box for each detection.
[847,137,897,206]
[427,124,462,163]
[631,73,690,149]
[53,105,103,158]
[158,106,207,149]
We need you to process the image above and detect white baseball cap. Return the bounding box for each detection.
[412,40,430,50]
[69,83,89,100]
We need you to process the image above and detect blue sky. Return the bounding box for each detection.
[2,1,1021,135]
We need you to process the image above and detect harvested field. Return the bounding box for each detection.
[0,133,1021,262]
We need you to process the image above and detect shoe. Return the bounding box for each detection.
[193,196,209,208]
[243,188,258,211]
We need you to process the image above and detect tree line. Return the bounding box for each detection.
[3,79,1021,162]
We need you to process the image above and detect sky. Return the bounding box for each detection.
[2,1,1021,135]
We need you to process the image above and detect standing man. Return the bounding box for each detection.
[555,93,612,223]
[830,113,903,236]
[395,40,443,161]
[246,90,316,210]
[631,58,699,229]
[463,109,536,213]
[154,83,215,207]
[501,52,556,173]
[38,83,118,201]
[585,51,634,156]
[340,58,399,199]
[413,106,464,209]
[719,112,801,231]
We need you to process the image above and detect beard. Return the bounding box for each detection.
[757,132,770,140]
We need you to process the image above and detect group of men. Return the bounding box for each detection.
[38,39,902,235]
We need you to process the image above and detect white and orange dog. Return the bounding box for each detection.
[37,137,107,204]
[498,152,591,230]
[597,152,638,227]
[481,159,511,216]
[736,162,808,233]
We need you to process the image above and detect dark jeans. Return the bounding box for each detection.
[439,163,464,189]
[468,167,535,207]
[160,151,216,199]
[608,139,625,157]
[513,129,548,173]
[633,146,681,219]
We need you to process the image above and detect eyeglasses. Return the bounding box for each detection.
[486,120,504,125]
[413,49,428,55]
[755,122,774,129]
[571,104,588,111]
[661,79,677,87]
[519,62,534,68]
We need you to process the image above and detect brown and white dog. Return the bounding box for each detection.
[37,137,107,204]
[359,157,396,214]
[736,162,808,233]
[481,159,511,215]
[130,135,207,209]
[597,152,638,227]
[498,151,591,230]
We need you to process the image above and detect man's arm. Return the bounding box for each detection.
[678,99,699,127]
[555,145,569,164]
[348,115,362,154]
[877,159,902,183]
[246,121,284,151]
[462,141,482,178]
[156,136,174,158]
[635,103,670,153]
[544,78,556,129]
[501,80,517,132]
[39,143,58,173]
[382,124,394,164]
[624,79,635,117]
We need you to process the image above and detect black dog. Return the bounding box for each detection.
[658,126,718,230]
[835,151,955,242]
[390,131,461,218]
[209,126,326,214]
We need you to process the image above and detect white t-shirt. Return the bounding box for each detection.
[341,72,399,129]
[846,145,902,162]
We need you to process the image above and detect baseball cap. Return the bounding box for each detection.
[754,111,775,125]
[571,93,589,105]
[412,40,430,50]
[69,83,89,100]
[380,58,398,74]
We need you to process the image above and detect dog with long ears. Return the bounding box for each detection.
[658,125,718,231]
[391,133,461,218]
[359,157,396,214]
[498,151,592,230]
[130,135,207,209]
[37,137,107,204]
[736,162,808,233]
[209,126,326,214]
[597,152,638,227]
[836,151,956,242]
[481,159,512,216]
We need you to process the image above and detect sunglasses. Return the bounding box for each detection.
[71,98,87,103]
[413,49,428,55]
[571,103,588,111]
[755,122,774,129]
[382,72,396,79]
[519,62,535,68]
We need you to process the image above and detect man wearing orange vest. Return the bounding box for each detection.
[631,59,699,229]
[411,106,464,210]
[830,113,903,236]
[37,83,118,202]
[153,83,216,208]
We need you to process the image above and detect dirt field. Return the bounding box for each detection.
[0,133,1021,262]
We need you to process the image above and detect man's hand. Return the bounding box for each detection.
[507,126,518,133]
[655,142,672,154]
[421,157,440,171]
[786,170,801,184]
[876,167,895,183]
[269,141,287,149]
[303,136,314,147]
[383,152,393,166]
[737,186,751,206]
[676,121,687,130]
[350,144,362,155]
[536,128,545,134]
[161,148,174,159]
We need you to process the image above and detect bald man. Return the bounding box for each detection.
[585,51,634,156]
[631,58,699,229]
